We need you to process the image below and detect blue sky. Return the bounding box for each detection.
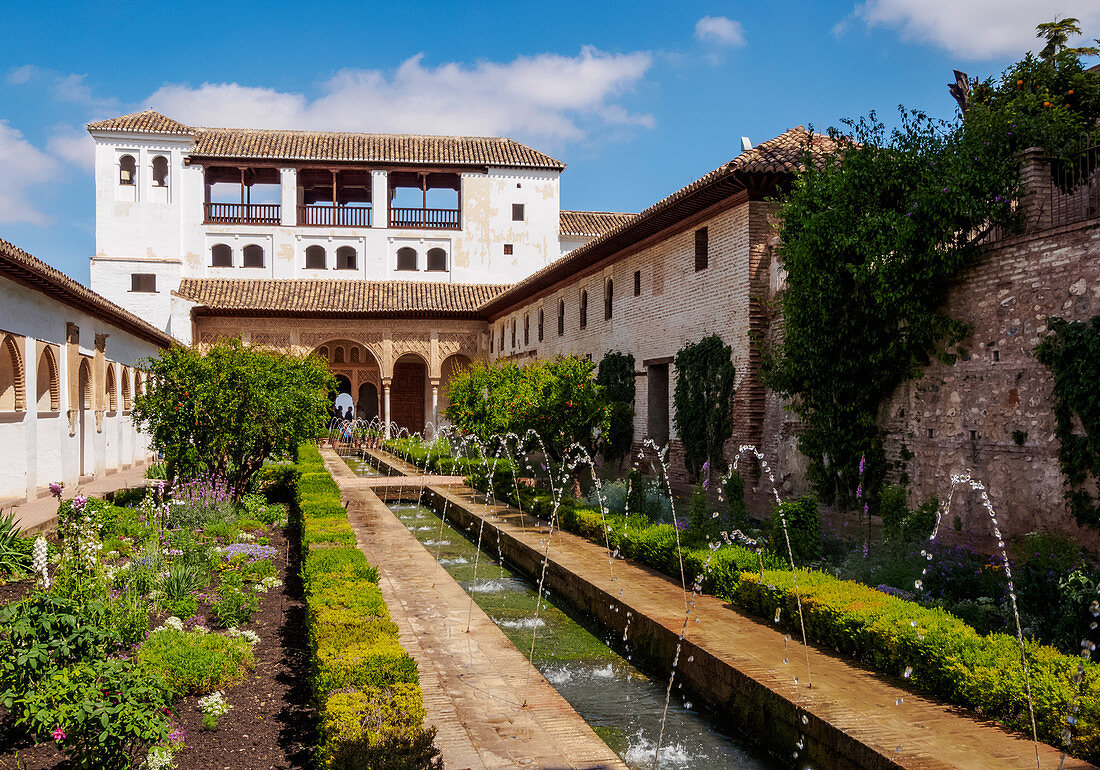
[2,0,1097,283]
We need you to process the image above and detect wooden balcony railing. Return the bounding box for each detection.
[388,207,461,230]
[297,205,372,227]
[203,202,281,225]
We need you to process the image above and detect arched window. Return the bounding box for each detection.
[105,364,117,413]
[121,366,132,411]
[318,346,329,361]
[396,247,417,271]
[350,347,360,363]
[37,346,60,412]
[524,314,529,346]
[334,346,345,364]
[152,156,169,187]
[79,358,94,408]
[580,290,588,329]
[119,155,136,186]
[243,244,264,268]
[604,278,613,320]
[426,248,447,272]
[558,300,565,336]
[336,246,357,270]
[306,245,326,270]
[211,243,232,267]
[538,309,544,342]
[0,334,25,412]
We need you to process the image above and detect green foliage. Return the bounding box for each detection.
[1036,316,1100,528]
[137,629,253,696]
[723,472,749,531]
[673,335,735,476]
[444,356,610,459]
[596,351,636,462]
[319,687,441,770]
[877,484,937,544]
[296,442,437,765]
[22,658,172,770]
[211,570,259,628]
[159,559,206,604]
[769,496,821,563]
[132,339,334,490]
[735,569,1100,759]
[767,26,1100,507]
[686,484,710,538]
[0,508,31,576]
[144,461,167,480]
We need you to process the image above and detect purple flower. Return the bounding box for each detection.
[858,455,866,475]
[52,727,66,742]
[72,494,87,512]
[49,482,63,499]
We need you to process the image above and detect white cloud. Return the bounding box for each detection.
[0,121,60,225]
[5,64,40,85]
[694,16,747,47]
[145,47,654,145]
[47,126,95,171]
[851,0,1100,59]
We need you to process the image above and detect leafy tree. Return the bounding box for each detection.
[672,335,735,478]
[596,351,636,463]
[765,21,1099,507]
[444,356,610,460]
[132,340,333,490]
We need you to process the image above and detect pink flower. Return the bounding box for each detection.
[72,494,88,512]
[52,726,66,741]
[49,482,63,499]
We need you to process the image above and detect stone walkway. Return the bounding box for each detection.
[321,447,626,770]
[419,479,1097,770]
[9,462,152,534]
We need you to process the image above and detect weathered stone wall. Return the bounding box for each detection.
[876,218,1100,546]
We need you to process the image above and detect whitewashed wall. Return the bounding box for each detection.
[0,274,161,502]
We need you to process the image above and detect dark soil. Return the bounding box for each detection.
[0,526,316,770]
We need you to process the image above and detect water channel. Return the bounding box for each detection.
[384,498,777,769]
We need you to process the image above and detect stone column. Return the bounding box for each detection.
[279,168,297,226]
[430,379,440,436]
[1018,147,1051,233]
[372,170,388,228]
[383,378,392,439]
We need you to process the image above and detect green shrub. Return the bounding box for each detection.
[687,484,710,538]
[159,559,206,604]
[724,471,748,531]
[318,686,440,770]
[211,571,259,628]
[769,496,821,563]
[304,547,379,590]
[137,628,253,696]
[163,596,198,620]
[21,657,172,770]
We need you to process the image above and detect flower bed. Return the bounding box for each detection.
[382,436,1100,761]
[295,443,440,769]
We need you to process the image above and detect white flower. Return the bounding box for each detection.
[153,616,185,633]
[198,691,231,718]
[242,630,260,646]
[32,536,50,589]
[144,745,175,770]
[235,532,256,542]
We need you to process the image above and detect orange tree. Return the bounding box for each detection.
[444,356,610,460]
[132,339,334,490]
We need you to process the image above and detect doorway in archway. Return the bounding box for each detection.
[358,382,379,422]
[391,356,426,434]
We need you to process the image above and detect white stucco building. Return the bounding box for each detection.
[86,110,632,343]
[0,238,171,505]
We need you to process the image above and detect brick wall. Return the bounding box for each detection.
[877,218,1100,546]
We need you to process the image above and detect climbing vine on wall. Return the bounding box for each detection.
[673,335,735,477]
[1035,316,1100,529]
[764,22,1100,508]
[596,351,636,463]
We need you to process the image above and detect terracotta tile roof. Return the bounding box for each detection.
[87,111,565,170]
[0,237,174,347]
[483,126,841,317]
[86,110,193,136]
[175,278,510,317]
[560,210,636,237]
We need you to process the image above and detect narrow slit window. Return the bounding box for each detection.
[604,278,613,320]
[694,227,708,271]
[558,300,565,336]
[580,290,588,329]
[524,314,529,346]
[634,270,641,296]
[538,309,544,342]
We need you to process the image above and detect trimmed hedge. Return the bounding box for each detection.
[296,443,440,769]
[381,437,1100,761]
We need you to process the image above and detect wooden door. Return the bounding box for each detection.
[391,360,425,434]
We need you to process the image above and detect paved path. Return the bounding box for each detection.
[420,479,1096,770]
[322,447,626,770]
[8,462,152,534]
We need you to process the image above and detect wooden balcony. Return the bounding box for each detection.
[203,202,281,225]
[297,205,372,227]
[389,207,461,230]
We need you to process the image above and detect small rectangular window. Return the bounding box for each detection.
[512,204,525,221]
[504,243,514,256]
[694,227,708,271]
[130,274,156,293]
[634,270,641,296]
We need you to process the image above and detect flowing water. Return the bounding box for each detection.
[386,501,776,770]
